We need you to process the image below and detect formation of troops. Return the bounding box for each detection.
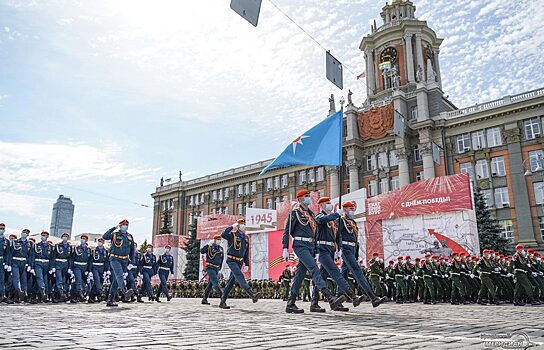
[3,190,543,311]
[0,220,175,306]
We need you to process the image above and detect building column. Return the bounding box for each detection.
[396,147,410,187]
[404,34,415,83]
[365,49,376,95]
[328,167,340,198]
[347,160,360,192]
[504,125,538,246]
[434,49,442,88]
[345,108,359,141]
[415,33,424,80]
[421,143,436,179]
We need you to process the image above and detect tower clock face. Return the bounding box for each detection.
[380,47,398,63]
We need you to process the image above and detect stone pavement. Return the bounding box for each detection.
[2,299,544,349]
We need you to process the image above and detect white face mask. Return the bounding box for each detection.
[165,249,170,254]
[146,248,152,253]
[62,237,68,243]
[239,224,246,231]
[0,229,5,235]
[120,225,128,232]
[347,210,355,217]
[98,242,104,247]
[325,204,333,212]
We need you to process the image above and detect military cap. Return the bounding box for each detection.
[296,189,310,198]
[317,197,331,204]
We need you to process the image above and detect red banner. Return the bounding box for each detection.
[267,230,296,281]
[153,234,188,249]
[196,214,242,240]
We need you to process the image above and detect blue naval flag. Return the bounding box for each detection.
[260,109,343,176]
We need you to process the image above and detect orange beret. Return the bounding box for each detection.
[81,234,89,240]
[119,219,129,225]
[342,201,355,208]
[372,252,379,257]
[165,244,171,249]
[61,232,70,238]
[22,229,30,233]
[98,238,104,242]
[29,237,35,242]
[9,234,17,239]
[147,243,153,248]
[237,218,246,224]
[516,244,524,250]
[317,197,331,204]
[296,189,310,198]
[41,231,49,236]
[213,234,221,240]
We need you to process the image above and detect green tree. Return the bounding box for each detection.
[139,239,148,255]
[474,187,513,255]
[159,211,173,235]
[184,222,201,280]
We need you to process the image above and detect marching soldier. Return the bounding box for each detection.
[414,257,424,302]
[9,229,34,303]
[404,256,416,303]
[385,260,395,301]
[448,253,467,305]
[282,190,345,314]
[52,232,72,302]
[421,253,436,304]
[126,244,141,302]
[102,219,136,307]
[201,234,224,305]
[220,219,259,309]
[156,245,174,302]
[0,223,8,302]
[32,231,53,303]
[139,243,157,302]
[473,249,500,305]
[279,266,292,301]
[511,244,537,306]
[369,253,383,298]
[337,201,385,308]
[393,256,407,304]
[89,238,109,303]
[71,234,91,303]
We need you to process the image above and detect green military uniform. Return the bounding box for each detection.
[393,259,407,303]
[431,259,443,302]
[447,255,466,304]
[511,249,536,305]
[473,252,499,305]
[369,256,384,297]
[279,268,292,301]
[414,259,425,302]
[385,262,395,301]
[421,257,436,304]
[301,272,311,302]
[403,258,416,303]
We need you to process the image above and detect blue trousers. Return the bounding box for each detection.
[127,269,137,291]
[341,249,373,297]
[35,262,50,293]
[55,262,70,293]
[158,270,170,297]
[290,243,327,296]
[92,266,105,295]
[223,261,251,301]
[11,260,27,292]
[313,250,351,297]
[109,258,128,296]
[140,269,153,297]
[73,266,87,294]
[203,268,222,299]
[0,261,5,295]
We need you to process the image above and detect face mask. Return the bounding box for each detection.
[41,236,47,242]
[348,210,355,217]
[80,239,86,245]
[62,237,68,243]
[0,229,5,235]
[165,249,170,254]
[325,204,333,212]
[98,242,104,247]
[21,233,28,239]
[120,225,128,232]
[214,240,221,245]
[146,248,152,253]
[239,224,246,231]
[303,197,311,206]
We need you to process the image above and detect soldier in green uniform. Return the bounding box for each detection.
[279,266,292,301]
[447,253,468,304]
[526,250,543,303]
[430,255,443,302]
[414,257,424,302]
[301,272,311,302]
[403,256,416,303]
[421,253,436,304]
[438,257,450,302]
[368,253,383,297]
[511,245,537,306]
[385,260,395,301]
[473,249,500,305]
[394,256,407,303]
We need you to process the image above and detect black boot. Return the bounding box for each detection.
[345,289,363,308]
[137,294,144,303]
[219,296,230,309]
[321,288,346,310]
[155,294,161,303]
[0,292,6,303]
[167,293,172,301]
[40,290,48,303]
[6,292,14,304]
[310,294,325,313]
[122,288,134,302]
[106,293,118,307]
[79,293,87,303]
[88,293,95,304]
[333,304,350,312]
[201,298,210,305]
[248,290,259,303]
[285,293,303,314]
[148,296,153,302]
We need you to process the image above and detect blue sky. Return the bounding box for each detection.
[1,0,543,243]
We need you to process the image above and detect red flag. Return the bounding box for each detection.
[357,71,366,79]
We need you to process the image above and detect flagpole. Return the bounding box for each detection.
[338,103,344,208]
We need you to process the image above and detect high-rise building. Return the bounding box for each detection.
[50,195,75,238]
[151,0,544,248]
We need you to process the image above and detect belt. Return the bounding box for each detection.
[74,261,87,266]
[480,271,491,275]
[159,266,171,271]
[227,255,244,262]
[514,269,526,273]
[13,257,26,261]
[294,237,314,243]
[92,262,104,266]
[56,258,68,262]
[206,262,220,268]
[370,273,380,277]
[143,266,153,269]
[450,272,460,275]
[317,240,335,246]
[36,258,50,263]
[342,241,356,247]
[423,275,433,279]
[110,254,128,260]
[395,274,404,277]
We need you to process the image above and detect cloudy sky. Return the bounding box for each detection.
[1,0,543,243]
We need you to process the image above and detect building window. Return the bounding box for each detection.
[534,182,544,205]
[539,217,544,241]
[494,187,510,208]
[410,105,418,121]
[482,189,494,207]
[273,176,280,189]
[390,176,400,190]
[456,134,471,154]
[244,183,250,195]
[266,178,273,191]
[498,220,513,240]
[212,191,217,201]
[377,152,388,169]
[251,182,257,193]
[218,189,223,201]
[486,127,502,147]
[524,118,541,140]
[366,155,377,171]
[415,171,423,181]
[237,204,243,215]
[379,178,389,194]
[491,157,506,177]
[266,198,273,209]
[528,150,544,171]
[316,168,324,182]
[472,130,486,150]
[475,159,489,179]
[389,150,398,167]
[368,180,378,197]
[460,162,474,181]
[308,169,315,183]
[281,174,289,187]
[189,196,194,206]
[413,145,422,162]
[237,185,244,197]
[298,170,307,185]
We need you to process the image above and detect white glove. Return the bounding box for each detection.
[106,271,111,276]
[315,254,320,262]
[26,265,32,272]
[528,264,532,267]
[69,272,75,278]
[282,248,289,261]
[434,270,438,274]
[103,272,108,279]
[138,273,143,279]
[414,276,418,280]
[470,273,475,278]
[242,266,249,273]
[6,265,11,272]
[51,267,56,274]
[123,272,128,278]
[84,271,88,276]
[30,269,35,275]
[127,264,134,271]
[67,269,73,274]
[335,250,343,259]
[232,223,239,229]
[70,276,75,283]
[404,276,408,280]
[495,268,500,272]
[507,273,513,278]
[533,272,538,277]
